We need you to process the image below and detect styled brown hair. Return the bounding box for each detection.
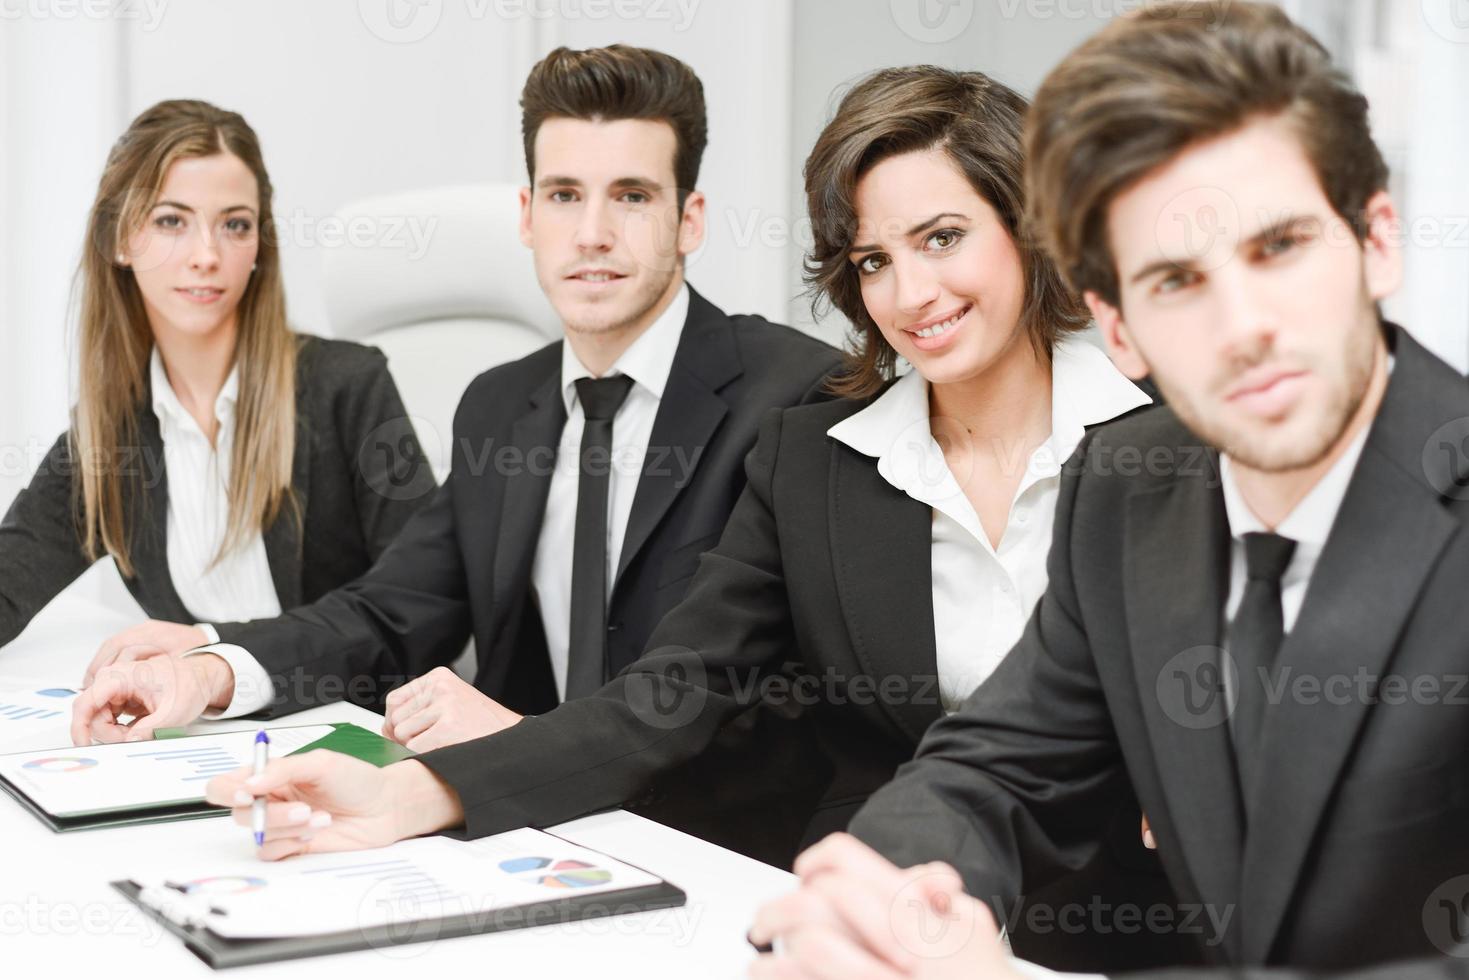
[520,44,708,208]
[1026,0,1389,307]
[804,66,1088,399]
[76,99,297,577]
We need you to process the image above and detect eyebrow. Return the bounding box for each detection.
[1127,214,1310,285]
[151,201,258,216]
[849,212,969,255]
[535,175,665,192]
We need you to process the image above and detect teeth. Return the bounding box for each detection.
[579,273,614,282]
[184,289,218,298]
[915,312,964,339]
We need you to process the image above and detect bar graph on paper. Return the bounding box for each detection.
[126,744,248,782]
[0,686,79,748]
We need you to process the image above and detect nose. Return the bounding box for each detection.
[187,224,221,273]
[573,197,615,253]
[1211,264,1280,362]
[891,253,942,319]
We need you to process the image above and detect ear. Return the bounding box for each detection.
[1086,289,1150,380]
[676,189,706,258]
[518,186,534,250]
[1359,189,1403,302]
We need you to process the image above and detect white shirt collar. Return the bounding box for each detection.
[827,335,1152,499]
[150,346,240,433]
[1219,354,1394,547]
[559,283,689,414]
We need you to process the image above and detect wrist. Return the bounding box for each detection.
[189,654,235,710]
[387,760,465,840]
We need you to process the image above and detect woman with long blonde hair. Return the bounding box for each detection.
[0,99,437,723]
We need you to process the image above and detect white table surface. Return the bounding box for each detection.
[1,595,793,977]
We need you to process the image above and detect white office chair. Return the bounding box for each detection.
[322,183,562,479]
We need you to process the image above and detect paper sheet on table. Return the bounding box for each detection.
[0,684,78,748]
[0,724,334,817]
[133,828,663,939]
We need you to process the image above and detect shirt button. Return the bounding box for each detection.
[1015,510,1029,525]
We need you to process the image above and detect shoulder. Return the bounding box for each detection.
[459,338,562,408]
[726,312,841,364]
[1071,403,1213,494]
[293,334,392,392]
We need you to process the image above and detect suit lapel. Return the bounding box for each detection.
[1241,334,1460,962]
[614,288,737,586]
[260,414,312,610]
[1124,460,1246,955]
[828,442,942,744]
[492,368,567,616]
[129,410,192,622]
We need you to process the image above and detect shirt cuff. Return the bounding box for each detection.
[181,643,274,719]
[1009,960,1107,980]
[194,623,220,645]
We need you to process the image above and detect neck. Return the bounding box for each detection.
[566,272,684,378]
[153,319,239,443]
[927,334,1053,459]
[1231,339,1389,529]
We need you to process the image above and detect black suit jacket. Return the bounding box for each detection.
[848,324,1469,977]
[0,335,433,648]
[215,287,840,721]
[409,361,1191,969]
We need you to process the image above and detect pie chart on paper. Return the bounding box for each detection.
[498,856,613,889]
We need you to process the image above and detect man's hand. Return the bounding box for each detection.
[204,753,465,861]
[83,620,209,687]
[70,654,233,745]
[381,666,524,752]
[748,833,1022,980]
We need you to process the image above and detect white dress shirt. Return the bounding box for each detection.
[194,284,692,716]
[827,336,1152,712]
[149,349,280,717]
[532,284,689,700]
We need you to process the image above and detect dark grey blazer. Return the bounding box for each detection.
[849,324,1469,978]
[0,335,437,648]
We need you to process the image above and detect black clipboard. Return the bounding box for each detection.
[110,835,687,969]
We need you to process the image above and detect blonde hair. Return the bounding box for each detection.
[74,99,297,577]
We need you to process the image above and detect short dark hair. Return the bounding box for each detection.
[1026,0,1389,307]
[803,66,1089,399]
[520,44,708,208]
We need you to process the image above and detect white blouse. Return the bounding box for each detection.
[827,337,1152,713]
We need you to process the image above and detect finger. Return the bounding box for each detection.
[389,705,439,745]
[72,674,134,745]
[257,837,312,862]
[204,768,257,807]
[750,889,847,949]
[384,674,428,712]
[112,644,168,670]
[83,635,130,687]
[90,709,134,744]
[748,955,810,980]
[404,727,450,753]
[906,861,965,912]
[807,873,918,972]
[228,799,314,829]
[240,750,344,799]
[794,833,903,889]
[783,925,904,980]
[241,809,333,843]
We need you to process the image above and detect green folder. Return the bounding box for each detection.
[0,722,413,833]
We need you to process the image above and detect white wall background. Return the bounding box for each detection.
[2,0,1468,618]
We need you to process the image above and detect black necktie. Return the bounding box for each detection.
[1230,531,1297,800]
[564,375,636,700]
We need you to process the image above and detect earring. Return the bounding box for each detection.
[251,262,258,272]
[115,254,127,265]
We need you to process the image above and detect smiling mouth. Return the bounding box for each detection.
[906,305,970,340]
[177,287,225,299]
[568,271,627,283]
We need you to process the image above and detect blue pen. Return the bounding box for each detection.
[251,730,270,846]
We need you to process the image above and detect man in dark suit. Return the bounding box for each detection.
[72,45,839,790]
[747,4,1469,978]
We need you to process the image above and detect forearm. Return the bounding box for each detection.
[386,759,465,839]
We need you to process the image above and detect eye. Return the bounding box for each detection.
[620,191,650,204]
[549,189,577,203]
[856,253,889,276]
[1154,269,1201,295]
[153,213,183,230]
[225,217,254,236]
[924,228,964,251]
[1260,234,1298,258]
